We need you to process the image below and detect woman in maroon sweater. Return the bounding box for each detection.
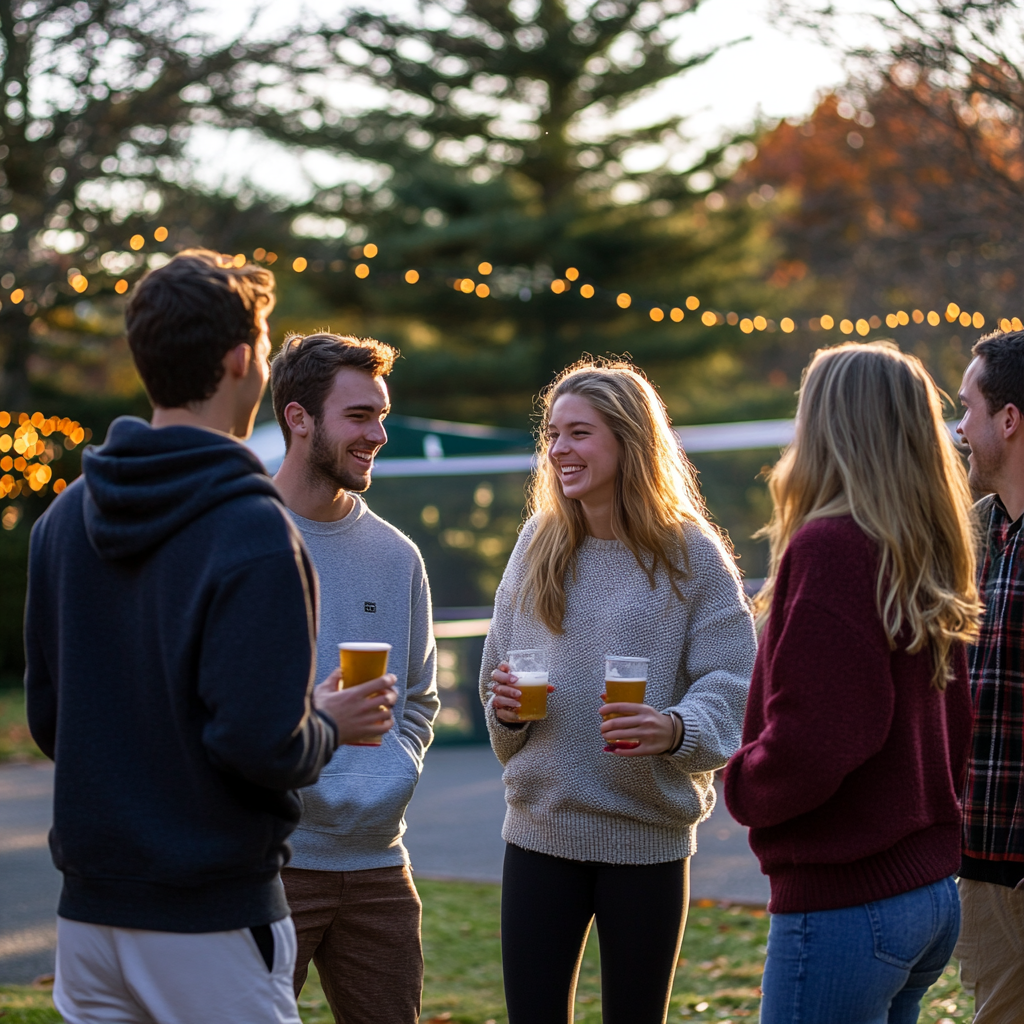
[725,341,981,1024]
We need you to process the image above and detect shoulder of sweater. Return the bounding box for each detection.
[780,516,880,615]
[357,505,426,566]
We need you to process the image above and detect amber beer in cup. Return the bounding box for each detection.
[602,655,649,750]
[508,649,548,721]
[338,642,392,746]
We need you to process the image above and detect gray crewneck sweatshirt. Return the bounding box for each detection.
[480,516,756,865]
[288,496,439,871]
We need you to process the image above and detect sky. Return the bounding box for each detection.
[188,0,869,202]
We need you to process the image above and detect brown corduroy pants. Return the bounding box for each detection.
[281,865,423,1024]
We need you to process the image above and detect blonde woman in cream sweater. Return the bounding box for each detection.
[480,359,757,1024]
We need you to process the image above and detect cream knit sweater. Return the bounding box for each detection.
[480,516,757,865]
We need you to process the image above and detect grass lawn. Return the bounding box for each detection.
[0,687,45,763]
[0,881,974,1022]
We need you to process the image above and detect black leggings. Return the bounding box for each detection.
[500,843,689,1024]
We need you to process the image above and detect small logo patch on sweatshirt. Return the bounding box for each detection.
[364,601,377,613]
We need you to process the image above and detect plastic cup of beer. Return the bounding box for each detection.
[507,649,549,722]
[602,655,648,749]
[338,642,392,746]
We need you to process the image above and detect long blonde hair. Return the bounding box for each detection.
[757,341,981,688]
[521,358,731,634]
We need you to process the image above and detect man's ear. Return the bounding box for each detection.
[284,401,312,440]
[1003,403,1023,440]
[223,342,252,380]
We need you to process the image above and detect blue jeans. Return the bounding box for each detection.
[760,877,960,1024]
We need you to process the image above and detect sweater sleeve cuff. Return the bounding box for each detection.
[315,709,341,750]
[669,704,701,762]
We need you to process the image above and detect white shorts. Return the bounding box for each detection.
[53,915,302,1024]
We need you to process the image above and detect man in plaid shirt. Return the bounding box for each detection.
[955,329,1024,1023]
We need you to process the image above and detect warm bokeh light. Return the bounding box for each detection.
[70,274,88,293]
[565,267,579,281]
[897,310,909,326]
[363,243,378,258]
[780,317,795,333]
[1000,318,1012,331]
[154,226,168,242]
[580,284,595,298]
[266,252,278,264]
[232,253,246,268]
[958,311,971,327]
[973,311,985,328]
[820,314,834,330]
[886,313,898,328]
[405,269,419,284]
[753,315,767,331]
[10,289,23,303]
[701,310,717,326]
[945,302,960,322]
[616,293,631,308]
[254,247,267,260]
[740,318,754,333]
[650,308,664,322]
[670,307,684,322]
[129,234,144,250]
[475,283,490,297]
[53,479,67,494]
[460,278,475,294]
[856,319,869,336]
[912,309,924,323]
[927,311,940,326]
[1013,317,1023,331]
[355,263,370,278]
[840,319,854,334]
[115,279,128,294]
[550,280,566,294]
[293,257,308,272]
[477,262,492,275]
[685,295,700,310]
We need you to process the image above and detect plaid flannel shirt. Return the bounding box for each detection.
[962,494,1024,873]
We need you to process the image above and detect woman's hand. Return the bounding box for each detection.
[490,662,555,724]
[599,700,677,755]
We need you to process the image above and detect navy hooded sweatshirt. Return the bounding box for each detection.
[24,417,338,933]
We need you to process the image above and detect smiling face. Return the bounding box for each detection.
[306,367,390,493]
[958,356,1004,494]
[546,392,621,508]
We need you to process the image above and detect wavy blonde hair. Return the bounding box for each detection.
[756,341,981,688]
[521,358,733,634]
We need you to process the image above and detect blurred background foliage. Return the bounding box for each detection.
[0,0,1018,686]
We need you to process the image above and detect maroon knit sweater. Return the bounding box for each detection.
[724,516,973,914]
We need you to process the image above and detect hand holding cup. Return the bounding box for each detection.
[314,668,398,746]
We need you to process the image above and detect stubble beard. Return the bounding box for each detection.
[966,436,1002,496]
[307,422,371,494]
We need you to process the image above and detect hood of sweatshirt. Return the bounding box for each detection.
[82,416,280,560]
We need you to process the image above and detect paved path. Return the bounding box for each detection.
[0,747,767,985]
[404,746,769,905]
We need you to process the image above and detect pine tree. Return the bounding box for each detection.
[265,0,775,420]
[0,0,335,405]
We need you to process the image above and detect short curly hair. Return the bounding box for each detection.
[126,249,275,408]
[270,332,398,448]
[973,329,1024,415]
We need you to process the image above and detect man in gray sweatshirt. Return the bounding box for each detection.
[270,331,439,1024]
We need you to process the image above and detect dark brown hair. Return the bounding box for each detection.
[270,332,398,447]
[126,249,275,408]
[973,329,1024,415]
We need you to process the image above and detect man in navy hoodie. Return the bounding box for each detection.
[24,250,397,1024]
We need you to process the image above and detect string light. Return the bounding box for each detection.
[0,411,88,521]
[16,230,1019,337]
